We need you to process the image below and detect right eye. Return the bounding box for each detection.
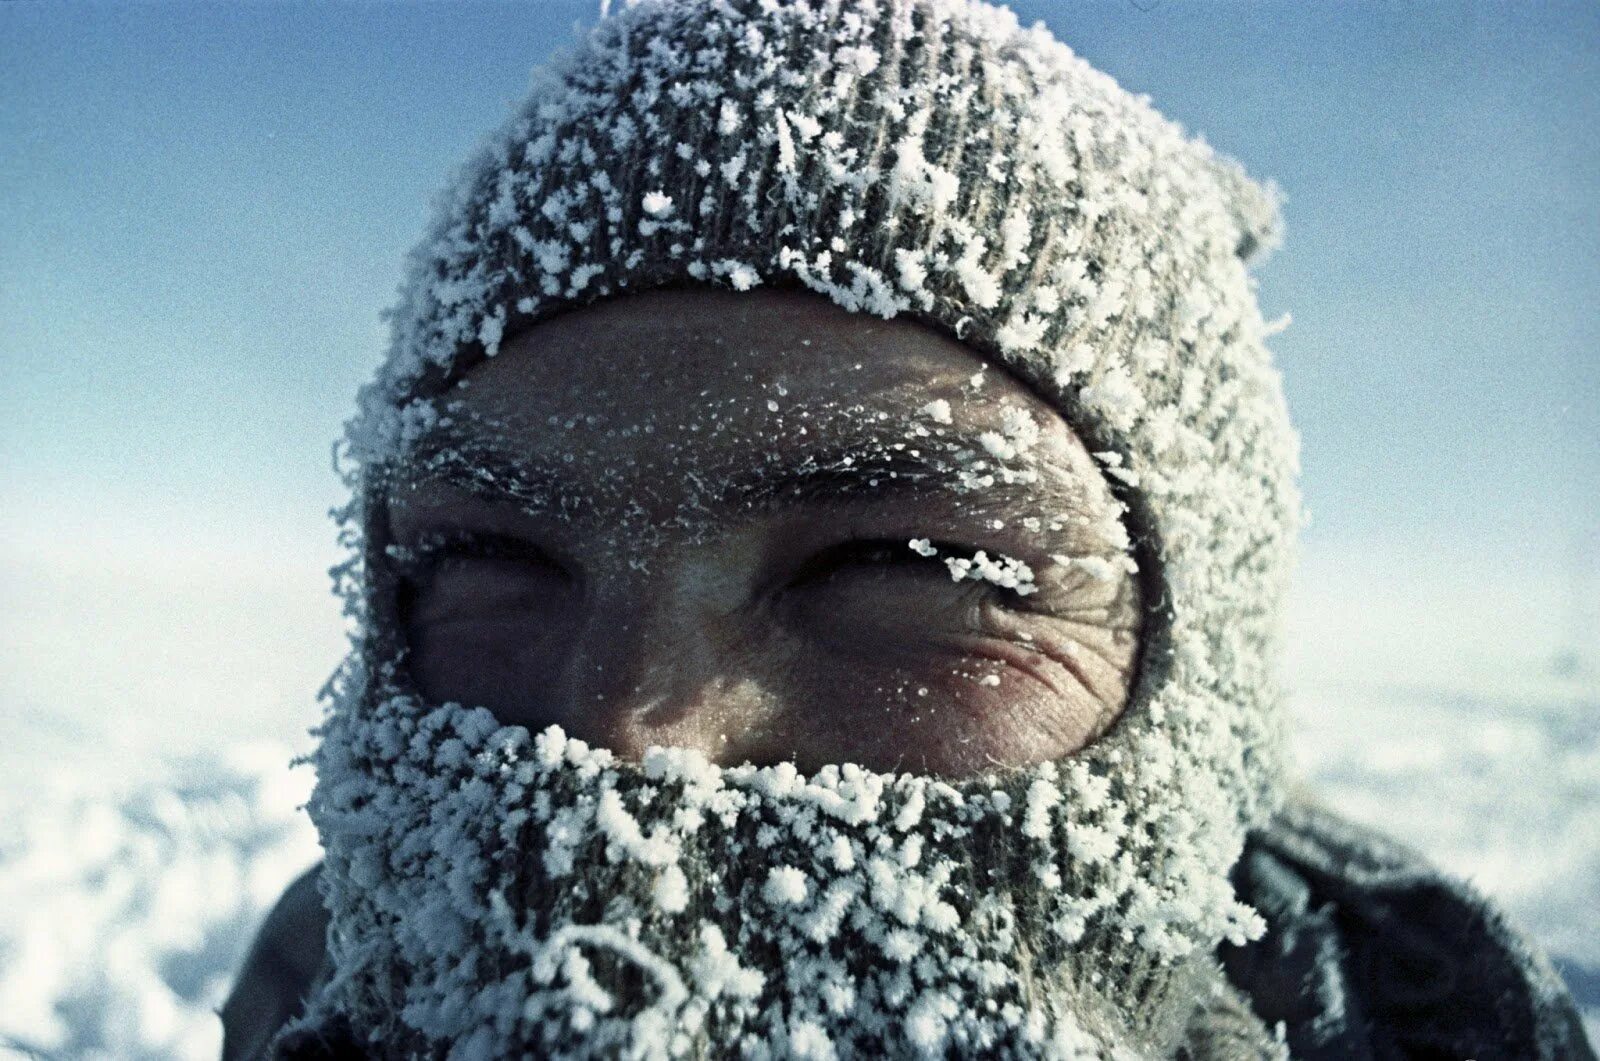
[394,532,577,715]
[396,532,573,630]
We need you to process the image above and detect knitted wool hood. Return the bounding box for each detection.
[296,0,1301,1056]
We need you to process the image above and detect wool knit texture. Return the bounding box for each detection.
[302,0,1303,1056]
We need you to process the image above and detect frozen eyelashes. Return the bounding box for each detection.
[906,539,1038,597]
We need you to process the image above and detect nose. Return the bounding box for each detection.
[548,554,772,765]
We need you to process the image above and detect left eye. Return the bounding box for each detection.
[780,539,1011,648]
[785,539,954,590]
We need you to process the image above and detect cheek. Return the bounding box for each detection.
[405,616,564,711]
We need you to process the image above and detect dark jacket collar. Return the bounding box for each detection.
[1224,796,1594,1061]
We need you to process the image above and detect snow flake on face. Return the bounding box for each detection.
[976,405,1039,462]
[943,549,1038,597]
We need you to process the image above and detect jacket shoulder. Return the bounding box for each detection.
[1227,796,1594,1061]
[221,864,331,1061]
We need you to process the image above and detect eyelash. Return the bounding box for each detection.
[392,532,1030,605]
[390,530,566,585]
[788,538,1033,601]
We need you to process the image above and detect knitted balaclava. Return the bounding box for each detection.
[297,0,1300,1057]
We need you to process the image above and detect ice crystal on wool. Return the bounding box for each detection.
[301,693,1262,1057]
[337,0,1300,831]
[347,0,1286,476]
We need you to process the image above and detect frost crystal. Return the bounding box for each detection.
[943,549,1038,596]
[303,701,1264,1057]
[763,865,810,906]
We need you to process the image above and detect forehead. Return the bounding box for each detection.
[399,286,1112,529]
[447,286,1075,455]
[463,286,998,422]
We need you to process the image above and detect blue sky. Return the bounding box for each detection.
[1,1,1596,755]
[4,1,1595,537]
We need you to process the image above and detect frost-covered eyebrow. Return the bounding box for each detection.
[396,433,581,515]
[396,428,1072,521]
[722,443,1057,513]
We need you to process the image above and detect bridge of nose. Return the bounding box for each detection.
[555,538,779,762]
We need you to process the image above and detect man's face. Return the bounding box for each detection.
[385,286,1142,776]
[312,290,1270,1057]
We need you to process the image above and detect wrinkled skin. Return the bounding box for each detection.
[387,287,1142,777]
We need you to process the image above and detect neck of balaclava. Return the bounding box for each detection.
[289,647,1272,1059]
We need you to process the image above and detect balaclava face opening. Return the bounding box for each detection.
[297,1,1301,1057]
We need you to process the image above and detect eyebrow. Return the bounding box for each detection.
[394,425,1064,521]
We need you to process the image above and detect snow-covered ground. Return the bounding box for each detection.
[0,747,320,1059]
[1291,681,1599,1048]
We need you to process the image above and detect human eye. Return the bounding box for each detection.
[785,538,956,588]
[781,536,1042,642]
[793,537,1042,598]
[394,530,573,629]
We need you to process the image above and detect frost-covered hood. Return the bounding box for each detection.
[296,0,1301,1056]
